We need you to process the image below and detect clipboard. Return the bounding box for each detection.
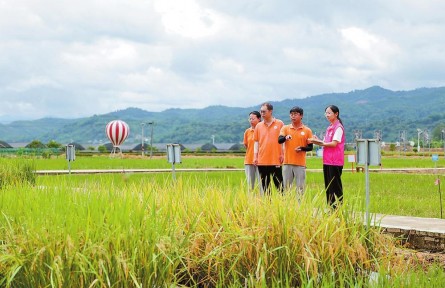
[308,138,324,145]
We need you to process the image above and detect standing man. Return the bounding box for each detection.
[243,111,261,191]
[254,102,284,195]
[278,106,313,197]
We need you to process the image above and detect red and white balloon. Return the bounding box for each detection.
[106,120,130,146]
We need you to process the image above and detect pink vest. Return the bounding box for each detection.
[323,120,345,166]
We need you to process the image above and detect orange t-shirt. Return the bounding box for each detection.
[243,127,255,164]
[254,118,284,165]
[279,124,313,166]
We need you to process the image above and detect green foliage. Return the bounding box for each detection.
[25,139,46,148]
[41,149,52,159]
[1,87,444,145]
[389,143,396,151]
[0,158,36,188]
[97,145,107,153]
[46,140,62,148]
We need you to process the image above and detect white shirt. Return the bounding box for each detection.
[332,127,343,142]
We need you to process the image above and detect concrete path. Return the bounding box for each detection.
[373,214,445,251]
[374,214,445,234]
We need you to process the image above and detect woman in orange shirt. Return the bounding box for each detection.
[243,111,261,191]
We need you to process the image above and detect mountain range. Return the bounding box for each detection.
[1,86,444,146]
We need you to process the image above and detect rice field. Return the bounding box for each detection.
[0,155,444,286]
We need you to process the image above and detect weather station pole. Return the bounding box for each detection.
[417,128,422,153]
[148,121,154,159]
[140,122,146,157]
[442,129,445,155]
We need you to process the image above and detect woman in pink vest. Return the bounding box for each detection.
[312,105,345,208]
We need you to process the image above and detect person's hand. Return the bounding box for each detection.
[295,146,302,152]
[285,135,292,141]
[279,155,284,164]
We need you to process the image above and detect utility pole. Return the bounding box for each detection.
[140,122,146,157]
[148,121,154,159]
[442,129,445,155]
[417,129,423,152]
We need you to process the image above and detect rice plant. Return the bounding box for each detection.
[1,173,442,287]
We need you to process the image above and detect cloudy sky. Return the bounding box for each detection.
[1,0,444,122]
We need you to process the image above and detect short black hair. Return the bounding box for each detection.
[290,106,303,115]
[249,111,261,119]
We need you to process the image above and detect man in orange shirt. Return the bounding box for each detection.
[254,102,284,195]
[243,111,261,191]
[278,106,313,197]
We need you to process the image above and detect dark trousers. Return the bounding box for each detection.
[323,164,343,208]
[257,165,283,195]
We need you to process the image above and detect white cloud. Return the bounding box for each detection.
[154,0,225,38]
[0,0,445,120]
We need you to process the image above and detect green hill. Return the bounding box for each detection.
[1,86,444,145]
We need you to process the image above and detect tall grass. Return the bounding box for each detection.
[1,173,443,287]
[0,158,36,189]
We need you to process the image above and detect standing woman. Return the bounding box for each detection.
[312,105,345,208]
[243,111,261,191]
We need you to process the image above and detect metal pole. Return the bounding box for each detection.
[141,122,145,157]
[365,140,370,228]
[439,180,443,219]
[442,130,445,155]
[417,129,421,152]
[148,121,154,159]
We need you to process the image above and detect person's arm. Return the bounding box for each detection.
[321,140,338,147]
[253,141,259,165]
[278,135,291,144]
[298,143,313,151]
[321,127,343,147]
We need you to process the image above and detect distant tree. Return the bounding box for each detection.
[432,124,445,141]
[26,140,46,148]
[98,145,107,153]
[47,140,62,149]
[389,143,396,151]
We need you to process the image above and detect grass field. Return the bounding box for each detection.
[30,154,445,218]
[0,155,444,286]
[29,153,445,170]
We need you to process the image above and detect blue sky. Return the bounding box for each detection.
[1,0,445,121]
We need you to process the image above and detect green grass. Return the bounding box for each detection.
[33,155,245,170]
[34,169,443,218]
[3,154,444,218]
[28,153,445,170]
[1,173,443,287]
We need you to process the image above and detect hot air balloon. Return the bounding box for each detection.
[106,120,130,156]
